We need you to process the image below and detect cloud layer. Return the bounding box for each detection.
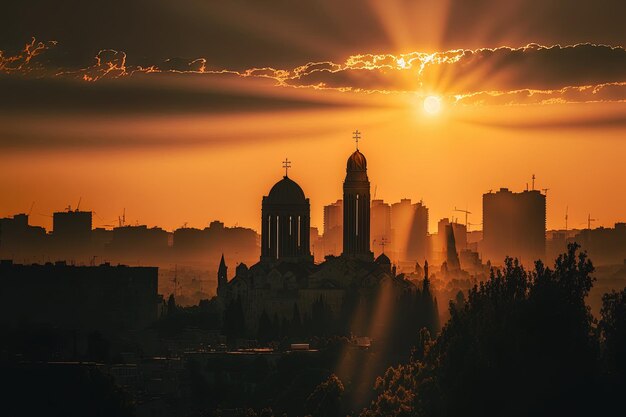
[3,39,626,107]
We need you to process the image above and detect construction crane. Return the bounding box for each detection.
[118,208,126,227]
[27,201,35,216]
[467,222,483,232]
[587,214,597,230]
[454,207,472,227]
[76,197,82,211]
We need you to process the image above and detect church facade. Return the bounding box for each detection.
[217,136,421,337]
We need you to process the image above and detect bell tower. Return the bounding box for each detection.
[342,130,373,261]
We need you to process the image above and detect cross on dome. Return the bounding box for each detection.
[352,130,361,150]
[282,158,292,177]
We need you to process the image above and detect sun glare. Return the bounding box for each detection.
[423,95,442,115]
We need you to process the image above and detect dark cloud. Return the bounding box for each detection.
[2,1,626,70]
[425,44,626,94]
[0,73,354,116]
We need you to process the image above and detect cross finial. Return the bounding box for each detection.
[352,130,361,150]
[282,158,291,177]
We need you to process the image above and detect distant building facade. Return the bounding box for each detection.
[482,188,546,265]
[322,200,343,256]
[0,260,159,334]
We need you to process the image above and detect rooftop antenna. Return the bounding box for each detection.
[27,201,35,216]
[352,129,361,150]
[373,185,377,200]
[532,174,536,191]
[76,196,82,211]
[565,206,569,232]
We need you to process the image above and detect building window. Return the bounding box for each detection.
[276,215,280,259]
[298,216,301,247]
[267,215,271,248]
[356,194,359,236]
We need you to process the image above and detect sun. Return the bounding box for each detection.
[423,95,442,115]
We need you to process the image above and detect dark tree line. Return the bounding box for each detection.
[363,243,626,417]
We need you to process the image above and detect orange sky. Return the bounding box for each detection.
[2,1,626,235]
[2,97,625,234]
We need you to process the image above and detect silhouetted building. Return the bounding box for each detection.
[310,226,323,262]
[217,254,228,297]
[52,209,93,259]
[570,223,626,265]
[343,149,373,260]
[371,199,391,257]
[390,199,429,265]
[173,221,259,266]
[0,213,46,260]
[445,224,461,270]
[483,188,546,265]
[261,171,312,263]
[107,225,170,263]
[407,200,429,262]
[322,200,343,256]
[219,138,425,339]
[0,260,159,334]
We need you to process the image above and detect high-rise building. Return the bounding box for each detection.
[53,209,92,245]
[342,148,373,260]
[371,199,391,257]
[323,200,343,235]
[408,200,429,262]
[482,188,546,265]
[390,199,429,263]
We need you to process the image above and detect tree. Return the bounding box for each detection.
[304,374,345,417]
[363,243,600,417]
[599,288,626,382]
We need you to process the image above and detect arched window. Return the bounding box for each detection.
[276,215,280,259]
[356,194,359,236]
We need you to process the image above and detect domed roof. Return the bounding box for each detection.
[347,150,367,171]
[266,176,307,204]
[375,252,391,265]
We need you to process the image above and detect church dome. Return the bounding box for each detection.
[347,150,367,171]
[266,176,307,204]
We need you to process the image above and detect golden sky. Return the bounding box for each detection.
[1,1,626,233]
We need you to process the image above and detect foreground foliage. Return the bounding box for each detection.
[363,243,625,417]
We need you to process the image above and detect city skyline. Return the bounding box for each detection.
[1,148,616,236]
[2,1,626,236]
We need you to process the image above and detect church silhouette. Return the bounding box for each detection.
[217,131,424,338]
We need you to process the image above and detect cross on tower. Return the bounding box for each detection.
[352,130,361,150]
[282,158,291,177]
